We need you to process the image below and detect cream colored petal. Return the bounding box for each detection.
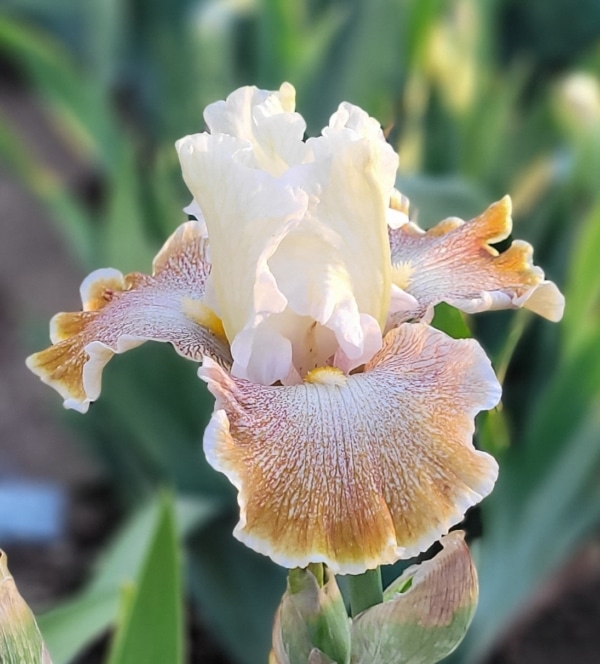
[260,108,398,378]
[203,83,308,175]
[199,323,500,574]
[231,311,340,386]
[26,221,230,413]
[178,101,399,383]
[306,104,398,329]
[176,132,308,359]
[513,279,565,322]
[388,196,565,323]
[267,221,385,377]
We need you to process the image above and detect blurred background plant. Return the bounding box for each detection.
[0,0,599,662]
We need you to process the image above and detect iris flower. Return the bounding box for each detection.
[27,83,564,574]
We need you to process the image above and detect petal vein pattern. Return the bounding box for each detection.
[26,221,231,413]
[200,323,500,574]
[388,196,565,324]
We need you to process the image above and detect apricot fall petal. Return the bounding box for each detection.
[200,323,500,574]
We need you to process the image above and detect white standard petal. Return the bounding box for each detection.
[203,83,308,175]
[178,89,403,384]
[261,104,399,375]
[177,132,309,360]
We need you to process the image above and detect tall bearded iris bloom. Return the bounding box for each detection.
[27,83,564,574]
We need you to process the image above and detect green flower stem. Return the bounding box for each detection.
[348,567,383,617]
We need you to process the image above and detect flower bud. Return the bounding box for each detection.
[271,564,351,664]
[555,72,600,131]
[351,531,478,664]
[0,550,52,663]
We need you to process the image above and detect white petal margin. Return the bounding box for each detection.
[388,196,565,324]
[203,83,308,176]
[199,323,501,574]
[26,221,230,413]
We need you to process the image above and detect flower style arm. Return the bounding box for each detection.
[388,196,565,325]
[26,221,230,413]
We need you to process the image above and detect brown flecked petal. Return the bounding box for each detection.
[26,221,230,412]
[388,196,564,324]
[200,323,500,574]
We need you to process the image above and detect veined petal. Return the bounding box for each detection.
[26,221,230,413]
[388,196,565,323]
[199,323,500,574]
[203,82,308,175]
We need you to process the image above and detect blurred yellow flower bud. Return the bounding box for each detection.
[555,72,600,131]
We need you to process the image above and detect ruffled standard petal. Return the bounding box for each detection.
[199,323,500,574]
[203,82,308,176]
[388,196,565,324]
[176,132,308,360]
[178,97,398,384]
[261,103,399,378]
[26,221,230,413]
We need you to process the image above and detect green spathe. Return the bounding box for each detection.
[272,564,351,664]
[351,532,478,664]
[0,550,52,664]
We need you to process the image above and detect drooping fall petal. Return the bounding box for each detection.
[388,196,565,324]
[26,221,230,412]
[199,323,500,574]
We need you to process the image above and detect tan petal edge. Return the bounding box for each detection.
[26,221,231,413]
[200,323,500,574]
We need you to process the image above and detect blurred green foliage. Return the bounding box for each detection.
[1,0,600,662]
